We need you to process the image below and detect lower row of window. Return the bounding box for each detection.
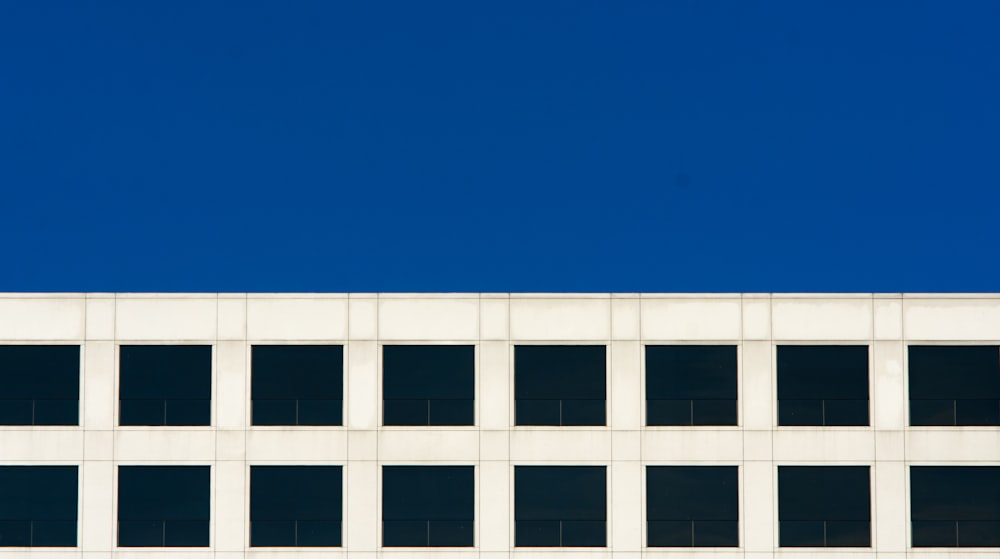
[2,465,998,548]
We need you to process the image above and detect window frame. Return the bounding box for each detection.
[250,343,346,427]
[643,343,740,427]
[117,344,214,427]
[909,465,1000,547]
[0,465,79,548]
[644,465,740,547]
[776,464,873,548]
[380,464,476,548]
[512,343,609,427]
[513,464,609,548]
[249,465,344,548]
[0,344,81,426]
[775,343,872,428]
[906,344,1000,427]
[115,465,212,548]
[380,343,477,427]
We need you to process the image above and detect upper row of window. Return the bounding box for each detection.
[1,344,998,427]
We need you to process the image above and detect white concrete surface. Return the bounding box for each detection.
[0,293,997,558]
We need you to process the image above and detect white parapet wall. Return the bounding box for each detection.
[0,292,999,558]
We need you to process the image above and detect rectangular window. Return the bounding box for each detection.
[909,346,1000,426]
[251,466,342,547]
[119,346,211,426]
[778,466,871,547]
[515,466,606,547]
[777,346,869,426]
[911,466,1000,547]
[515,345,606,426]
[646,345,737,426]
[252,345,343,426]
[383,345,474,426]
[0,466,77,547]
[0,345,79,425]
[647,466,738,546]
[118,466,210,547]
[382,466,474,547]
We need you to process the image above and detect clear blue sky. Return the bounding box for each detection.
[2,1,997,292]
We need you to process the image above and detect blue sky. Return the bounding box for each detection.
[2,1,998,292]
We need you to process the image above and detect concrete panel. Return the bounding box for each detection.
[480,430,509,461]
[379,429,479,462]
[217,296,246,340]
[0,430,83,461]
[214,460,247,550]
[772,430,875,462]
[873,461,906,551]
[246,430,347,462]
[743,297,772,341]
[742,341,773,429]
[874,431,904,462]
[611,297,640,340]
[903,298,1000,340]
[772,298,873,340]
[246,298,348,341]
[641,298,741,341]
[612,431,640,462]
[114,429,215,462]
[478,461,511,551]
[479,341,510,429]
[116,297,217,340]
[874,297,902,340]
[84,431,113,461]
[642,429,743,462]
[216,430,245,461]
[510,429,611,462]
[347,429,377,461]
[510,297,611,341]
[906,430,1000,461]
[215,341,247,430]
[743,429,773,461]
[610,340,641,430]
[480,297,509,341]
[344,461,378,550]
[347,340,378,429]
[0,298,85,340]
[742,461,775,551]
[873,341,905,430]
[80,460,114,551]
[85,296,115,340]
[349,297,378,340]
[611,460,642,550]
[82,340,115,430]
[378,298,479,340]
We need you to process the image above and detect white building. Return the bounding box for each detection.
[1,292,999,558]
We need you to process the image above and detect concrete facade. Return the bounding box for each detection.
[1,292,999,559]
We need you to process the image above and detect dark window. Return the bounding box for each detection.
[252,345,343,426]
[251,466,342,547]
[0,345,79,425]
[777,346,869,426]
[778,466,870,547]
[382,466,474,547]
[515,346,605,426]
[118,466,210,547]
[0,466,77,547]
[119,346,211,426]
[383,345,474,426]
[646,345,737,426]
[908,346,1000,426]
[911,466,1000,547]
[515,466,606,547]
[647,466,738,547]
